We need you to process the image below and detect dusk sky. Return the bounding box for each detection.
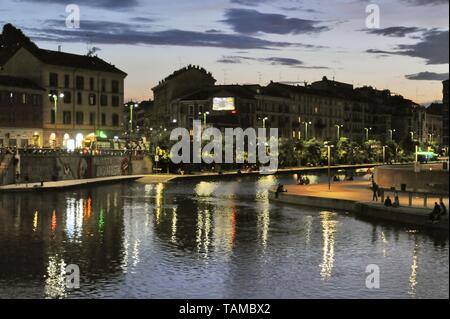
[1,0,448,104]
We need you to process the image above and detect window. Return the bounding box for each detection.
[111,96,119,107]
[76,112,84,125]
[101,113,106,126]
[63,92,72,104]
[49,73,58,87]
[76,76,84,90]
[112,113,119,126]
[112,80,119,93]
[89,112,96,125]
[89,94,96,106]
[63,111,72,124]
[77,92,82,105]
[51,110,55,124]
[101,79,106,92]
[64,75,70,88]
[89,77,95,91]
[100,94,108,106]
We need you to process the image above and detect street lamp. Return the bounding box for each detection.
[259,116,269,129]
[303,121,312,140]
[199,111,210,126]
[335,124,343,140]
[382,145,388,164]
[410,131,415,141]
[48,92,64,146]
[389,129,396,141]
[364,127,372,141]
[128,102,139,135]
[325,142,335,190]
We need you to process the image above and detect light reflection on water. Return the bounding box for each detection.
[0,173,448,299]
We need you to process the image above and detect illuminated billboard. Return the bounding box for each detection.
[213,97,235,111]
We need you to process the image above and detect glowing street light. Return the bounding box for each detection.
[128,102,139,134]
[324,141,335,190]
[335,124,343,139]
[364,127,372,141]
[303,121,312,140]
[199,111,210,126]
[48,92,64,131]
[389,129,396,141]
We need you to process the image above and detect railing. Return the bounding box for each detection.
[380,188,448,208]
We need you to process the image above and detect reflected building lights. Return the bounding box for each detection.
[319,211,337,280]
[409,238,420,296]
[44,255,67,299]
[196,209,211,256]
[155,183,164,225]
[304,216,313,246]
[171,207,177,244]
[32,210,38,232]
[51,209,57,234]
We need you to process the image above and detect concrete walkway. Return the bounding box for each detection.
[282,181,449,209]
[0,175,146,192]
[270,181,449,230]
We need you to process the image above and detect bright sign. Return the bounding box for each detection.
[213,97,235,111]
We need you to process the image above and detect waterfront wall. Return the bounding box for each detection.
[374,164,449,193]
[269,191,449,230]
[0,154,143,184]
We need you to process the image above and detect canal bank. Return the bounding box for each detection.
[1,163,380,192]
[269,181,449,230]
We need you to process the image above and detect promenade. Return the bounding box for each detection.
[270,180,449,230]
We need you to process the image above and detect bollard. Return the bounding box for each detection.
[409,193,413,207]
[424,194,428,208]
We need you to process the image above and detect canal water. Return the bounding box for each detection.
[0,173,448,299]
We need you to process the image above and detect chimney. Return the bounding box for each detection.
[58,45,62,52]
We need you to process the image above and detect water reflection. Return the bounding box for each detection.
[319,211,338,280]
[0,173,448,299]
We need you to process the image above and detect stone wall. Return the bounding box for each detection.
[374,164,449,193]
[15,154,133,183]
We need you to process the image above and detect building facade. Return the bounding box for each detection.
[0,75,44,147]
[0,45,127,147]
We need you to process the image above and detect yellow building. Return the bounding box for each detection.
[0,45,127,147]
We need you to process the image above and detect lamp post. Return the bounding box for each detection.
[389,129,396,141]
[335,124,343,140]
[382,145,387,164]
[199,111,210,126]
[128,102,139,136]
[48,92,64,146]
[325,142,335,191]
[410,131,415,141]
[303,121,312,140]
[364,127,372,141]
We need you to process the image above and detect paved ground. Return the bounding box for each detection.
[283,180,449,209]
[0,175,146,192]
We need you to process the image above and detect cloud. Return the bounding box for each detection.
[366,29,449,64]
[364,26,425,37]
[217,55,329,68]
[221,9,329,34]
[230,0,270,5]
[401,0,448,5]
[26,19,313,50]
[19,0,138,9]
[405,71,449,80]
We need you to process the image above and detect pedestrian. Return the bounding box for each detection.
[275,184,287,198]
[439,200,447,217]
[384,196,393,207]
[393,193,400,208]
[429,202,441,221]
[372,181,379,202]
